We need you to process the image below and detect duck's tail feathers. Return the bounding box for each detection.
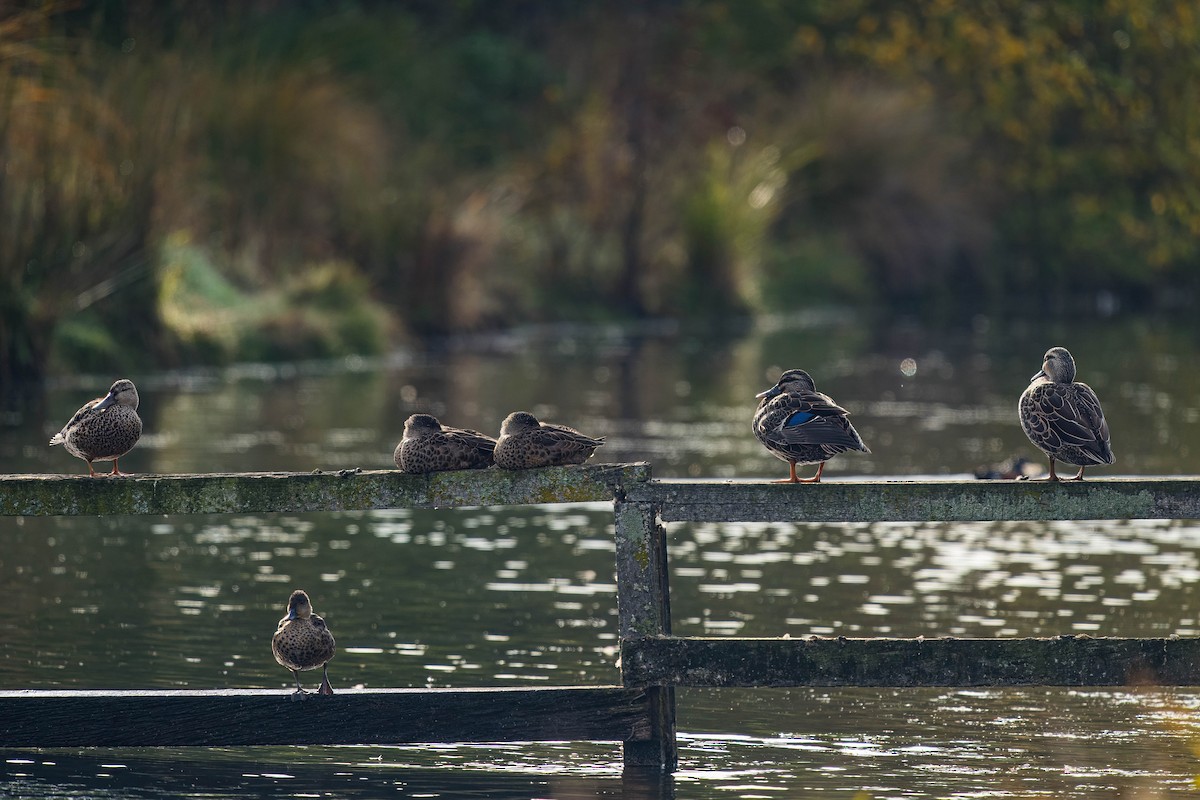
[49,432,65,446]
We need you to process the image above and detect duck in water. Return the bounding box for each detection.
[49,379,142,476]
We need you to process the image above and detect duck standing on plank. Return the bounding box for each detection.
[753,369,870,483]
[1019,346,1114,481]
[49,379,142,476]
[272,590,336,699]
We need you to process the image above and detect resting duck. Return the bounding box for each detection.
[48,379,142,476]
[493,411,604,469]
[1019,346,1114,481]
[752,368,870,483]
[394,413,496,473]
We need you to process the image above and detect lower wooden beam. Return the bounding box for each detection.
[0,686,651,747]
[622,636,1200,687]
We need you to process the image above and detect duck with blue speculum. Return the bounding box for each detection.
[753,368,870,483]
[48,378,142,476]
[394,413,497,473]
[1019,346,1114,481]
[272,589,336,699]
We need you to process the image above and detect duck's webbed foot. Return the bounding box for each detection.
[772,461,802,484]
[1028,459,1061,482]
[289,669,310,700]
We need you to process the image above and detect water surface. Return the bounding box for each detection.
[2,313,1200,797]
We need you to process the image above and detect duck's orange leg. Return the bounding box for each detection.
[1031,458,1061,482]
[798,462,825,484]
[1068,465,1087,481]
[773,461,800,483]
[773,461,824,484]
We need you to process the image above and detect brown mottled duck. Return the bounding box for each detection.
[49,379,142,476]
[1019,346,1114,481]
[493,411,604,469]
[271,589,335,699]
[394,413,496,473]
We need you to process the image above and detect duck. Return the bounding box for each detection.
[1019,346,1114,481]
[972,456,1040,480]
[394,413,497,473]
[753,368,870,483]
[271,589,336,699]
[48,379,142,476]
[493,411,604,469]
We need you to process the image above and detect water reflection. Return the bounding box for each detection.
[5,313,1198,479]
[668,518,1200,639]
[3,313,1200,797]
[0,747,670,799]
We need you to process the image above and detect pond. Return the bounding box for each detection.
[2,311,1200,798]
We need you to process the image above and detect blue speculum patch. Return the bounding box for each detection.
[784,410,816,427]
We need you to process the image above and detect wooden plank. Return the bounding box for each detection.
[627,478,1200,523]
[613,500,677,770]
[0,463,650,517]
[0,686,651,747]
[621,636,1200,688]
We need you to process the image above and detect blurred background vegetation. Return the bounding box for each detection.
[2,0,1197,385]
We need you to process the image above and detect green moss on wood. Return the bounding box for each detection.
[628,478,1200,523]
[622,636,1200,687]
[0,463,652,517]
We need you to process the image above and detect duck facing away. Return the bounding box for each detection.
[48,379,142,476]
[494,411,604,469]
[1019,346,1114,481]
[271,589,335,699]
[753,369,870,483]
[394,413,497,473]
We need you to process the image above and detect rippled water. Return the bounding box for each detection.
[3,313,1200,797]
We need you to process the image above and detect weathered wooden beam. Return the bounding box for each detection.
[621,636,1200,688]
[613,500,677,770]
[0,463,651,516]
[627,478,1200,523]
[0,686,651,747]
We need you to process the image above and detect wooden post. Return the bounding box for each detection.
[614,499,677,771]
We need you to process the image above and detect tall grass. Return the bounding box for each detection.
[3,1,1197,385]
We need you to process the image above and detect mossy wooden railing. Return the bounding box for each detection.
[3,467,1200,772]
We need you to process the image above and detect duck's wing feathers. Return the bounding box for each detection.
[445,427,499,455]
[532,425,605,450]
[1026,382,1112,463]
[762,391,868,453]
[49,397,102,445]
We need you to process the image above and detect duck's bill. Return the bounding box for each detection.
[756,387,781,400]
